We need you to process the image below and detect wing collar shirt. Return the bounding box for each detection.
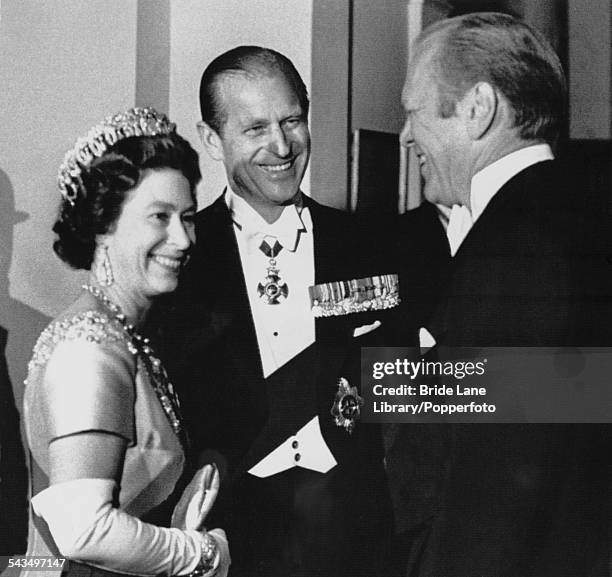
[446,143,554,256]
[226,189,337,477]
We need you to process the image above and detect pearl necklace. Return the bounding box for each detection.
[82,284,184,442]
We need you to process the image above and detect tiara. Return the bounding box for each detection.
[57,107,176,205]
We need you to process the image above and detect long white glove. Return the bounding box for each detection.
[32,478,218,576]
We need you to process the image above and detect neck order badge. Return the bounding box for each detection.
[257,239,289,305]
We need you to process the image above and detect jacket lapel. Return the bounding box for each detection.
[306,196,350,286]
[193,195,264,381]
[303,197,363,426]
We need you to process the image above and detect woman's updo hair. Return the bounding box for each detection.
[53,131,201,270]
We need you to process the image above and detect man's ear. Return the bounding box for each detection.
[196,121,224,162]
[460,82,497,140]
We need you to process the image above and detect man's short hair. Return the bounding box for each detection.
[418,12,566,143]
[199,46,310,134]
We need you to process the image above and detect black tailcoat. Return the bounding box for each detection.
[164,194,399,577]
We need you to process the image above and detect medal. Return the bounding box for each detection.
[258,239,289,305]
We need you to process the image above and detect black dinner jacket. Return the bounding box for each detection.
[163,193,399,530]
[428,159,612,348]
[396,160,612,577]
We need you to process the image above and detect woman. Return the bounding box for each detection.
[22,108,229,576]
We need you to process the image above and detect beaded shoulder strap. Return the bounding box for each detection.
[28,310,130,371]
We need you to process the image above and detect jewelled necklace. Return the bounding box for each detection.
[81,284,185,442]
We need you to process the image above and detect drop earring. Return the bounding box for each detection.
[95,245,114,287]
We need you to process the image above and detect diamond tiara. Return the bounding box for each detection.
[57,107,176,205]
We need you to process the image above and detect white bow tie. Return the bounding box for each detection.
[237,211,306,254]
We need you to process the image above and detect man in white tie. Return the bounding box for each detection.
[163,46,401,577]
[391,12,612,577]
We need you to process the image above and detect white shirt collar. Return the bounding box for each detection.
[225,187,307,252]
[470,143,554,222]
[445,143,554,257]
